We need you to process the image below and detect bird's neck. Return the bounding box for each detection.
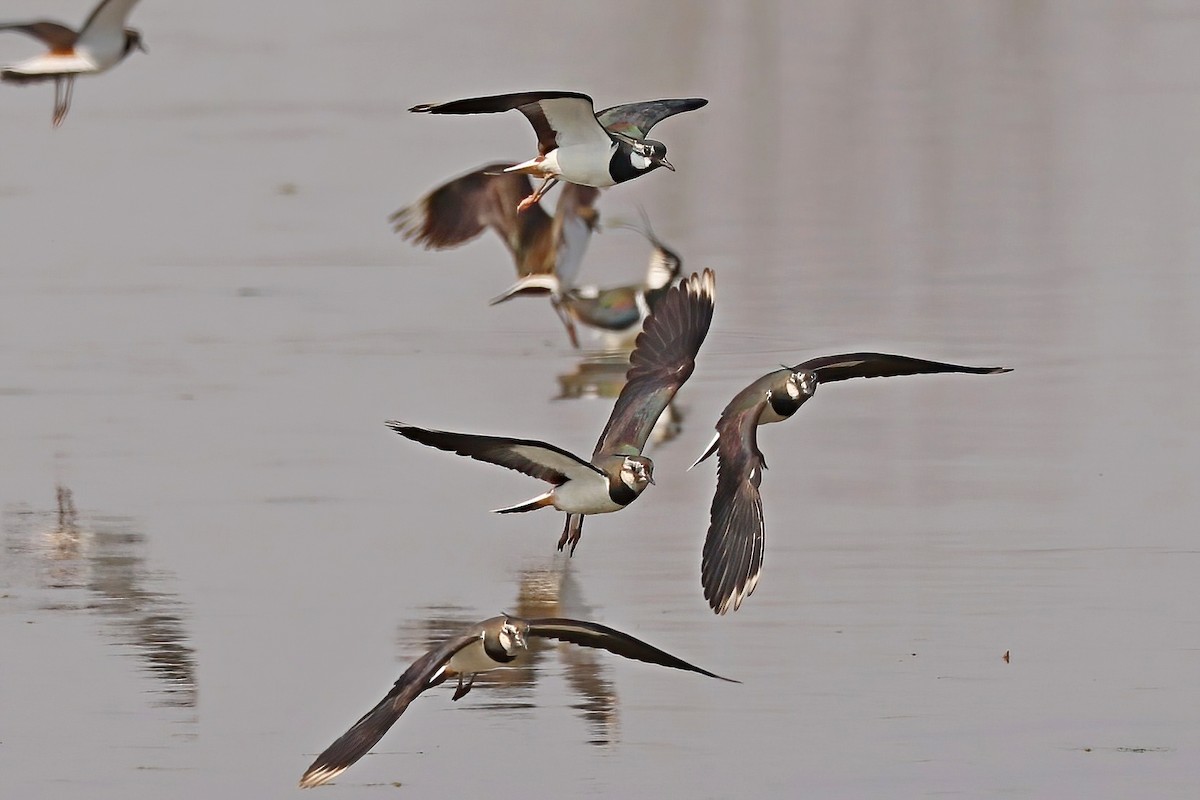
[607,141,658,185]
[482,636,518,663]
[607,474,643,506]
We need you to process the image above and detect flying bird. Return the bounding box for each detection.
[390,163,600,342]
[298,614,735,788]
[554,211,684,349]
[693,353,1012,615]
[409,91,707,211]
[1,0,145,127]
[387,269,715,554]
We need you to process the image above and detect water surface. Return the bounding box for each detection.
[2,2,1199,798]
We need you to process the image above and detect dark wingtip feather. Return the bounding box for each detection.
[298,692,404,789]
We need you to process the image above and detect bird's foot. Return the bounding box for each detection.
[452,674,475,701]
[556,514,582,555]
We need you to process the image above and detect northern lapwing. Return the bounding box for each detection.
[1,0,145,127]
[389,163,599,342]
[409,91,707,211]
[555,210,684,349]
[387,269,715,554]
[298,613,735,788]
[692,353,1012,614]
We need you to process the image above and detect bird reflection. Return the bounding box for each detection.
[396,559,619,745]
[557,350,683,446]
[2,485,198,709]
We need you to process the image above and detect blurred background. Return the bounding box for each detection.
[2,1,1198,798]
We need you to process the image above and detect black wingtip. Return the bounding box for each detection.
[409,103,434,113]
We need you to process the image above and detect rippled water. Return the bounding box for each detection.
[3,2,1199,798]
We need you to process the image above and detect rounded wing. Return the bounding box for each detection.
[593,269,715,458]
[410,90,609,155]
[389,164,552,261]
[77,0,140,45]
[0,22,79,51]
[299,631,481,788]
[549,183,601,290]
[797,352,1012,383]
[386,421,601,485]
[700,400,768,615]
[526,617,736,682]
[595,98,708,139]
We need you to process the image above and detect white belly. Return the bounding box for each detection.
[550,144,618,188]
[7,53,99,76]
[445,636,498,675]
[551,472,623,514]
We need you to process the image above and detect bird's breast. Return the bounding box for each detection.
[445,638,506,675]
[554,144,620,187]
[550,471,625,513]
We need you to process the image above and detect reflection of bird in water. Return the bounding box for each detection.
[2,485,198,708]
[512,564,620,744]
[43,484,84,565]
[556,351,683,447]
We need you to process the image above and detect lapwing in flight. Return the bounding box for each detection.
[387,269,715,554]
[1,0,145,127]
[555,209,684,349]
[298,613,734,788]
[693,353,1012,615]
[409,91,707,211]
[390,163,600,343]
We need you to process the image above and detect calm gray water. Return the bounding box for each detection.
[3,2,1199,798]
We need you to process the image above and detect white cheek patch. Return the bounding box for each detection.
[630,152,652,170]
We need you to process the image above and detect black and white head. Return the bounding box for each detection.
[493,618,528,656]
[611,138,674,184]
[790,370,816,400]
[123,28,147,56]
[620,455,655,491]
[631,139,673,172]
[768,370,816,417]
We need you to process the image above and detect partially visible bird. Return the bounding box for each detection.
[409,91,707,211]
[554,211,684,349]
[693,353,1013,615]
[391,163,600,302]
[388,270,716,555]
[298,613,735,788]
[1,0,145,127]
